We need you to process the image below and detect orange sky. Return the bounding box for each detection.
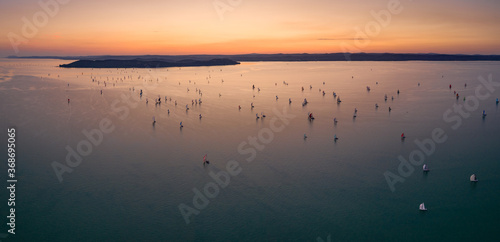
[1,0,500,56]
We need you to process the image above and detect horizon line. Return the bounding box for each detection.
[6,52,500,59]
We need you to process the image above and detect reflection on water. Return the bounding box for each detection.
[0,59,499,241]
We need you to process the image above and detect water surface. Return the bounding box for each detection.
[0,59,499,241]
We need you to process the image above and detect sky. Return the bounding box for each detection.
[1,0,499,56]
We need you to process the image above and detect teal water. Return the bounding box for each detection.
[0,59,499,241]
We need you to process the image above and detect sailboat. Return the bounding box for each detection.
[470,174,478,182]
[423,164,430,172]
[419,203,427,211]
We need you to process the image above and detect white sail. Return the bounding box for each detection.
[419,203,427,211]
[470,174,477,182]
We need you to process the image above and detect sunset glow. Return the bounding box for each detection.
[1,0,500,56]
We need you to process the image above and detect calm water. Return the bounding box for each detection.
[0,59,499,241]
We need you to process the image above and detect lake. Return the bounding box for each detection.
[0,58,499,241]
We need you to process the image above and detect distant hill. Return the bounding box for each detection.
[58,58,240,68]
[8,53,500,63]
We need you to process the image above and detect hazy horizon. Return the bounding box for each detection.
[6,51,500,59]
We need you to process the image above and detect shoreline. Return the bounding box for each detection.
[8,53,500,63]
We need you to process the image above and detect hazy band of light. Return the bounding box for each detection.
[1,0,499,56]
